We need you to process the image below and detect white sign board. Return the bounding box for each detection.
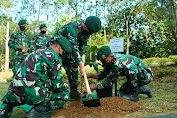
[110,38,124,52]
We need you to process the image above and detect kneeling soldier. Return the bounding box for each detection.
[0,36,71,118]
[84,46,153,102]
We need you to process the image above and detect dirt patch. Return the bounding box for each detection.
[51,96,143,118]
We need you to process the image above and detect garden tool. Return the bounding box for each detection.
[80,75,83,105]
[115,80,117,96]
[82,73,101,107]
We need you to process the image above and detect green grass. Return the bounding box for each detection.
[0,66,177,118]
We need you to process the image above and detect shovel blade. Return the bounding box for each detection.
[83,99,101,107]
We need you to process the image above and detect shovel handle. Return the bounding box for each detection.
[83,73,92,94]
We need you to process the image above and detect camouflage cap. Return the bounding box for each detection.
[40,23,47,29]
[85,16,101,33]
[97,46,111,60]
[56,36,72,53]
[18,19,27,26]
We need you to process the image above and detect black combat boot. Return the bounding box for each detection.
[0,103,14,118]
[70,84,81,99]
[26,103,51,118]
[96,86,113,98]
[138,85,152,98]
[117,87,139,102]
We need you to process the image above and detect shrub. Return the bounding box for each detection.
[168,55,177,64]
[156,67,176,77]
[155,58,170,66]
[143,57,156,66]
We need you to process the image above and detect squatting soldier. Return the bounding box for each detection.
[8,19,32,76]
[32,23,50,51]
[47,16,102,99]
[0,36,72,118]
[83,46,153,102]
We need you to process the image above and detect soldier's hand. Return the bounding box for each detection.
[18,45,25,49]
[80,67,87,76]
[23,49,29,53]
[82,89,87,97]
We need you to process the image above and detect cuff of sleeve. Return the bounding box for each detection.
[96,83,104,90]
[76,57,83,64]
[80,51,85,56]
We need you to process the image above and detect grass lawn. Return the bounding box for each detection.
[0,65,177,118]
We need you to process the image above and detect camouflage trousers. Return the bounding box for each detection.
[0,86,69,117]
[127,66,154,87]
[62,58,78,88]
[12,59,24,76]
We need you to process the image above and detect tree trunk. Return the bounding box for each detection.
[104,0,106,44]
[37,0,41,27]
[47,0,49,26]
[4,7,10,71]
[126,20,129,55]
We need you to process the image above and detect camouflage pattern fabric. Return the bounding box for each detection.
[47,20,90,87]
[32,33,51,51]
[8,31,32,75]
[0,47,69,117]
[96,52,154,89]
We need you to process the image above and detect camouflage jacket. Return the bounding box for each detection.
[32,33,51,51]
[10,47,68,103]
[47,20,89,63]
[8,31,32,60]
[97,53,153,89]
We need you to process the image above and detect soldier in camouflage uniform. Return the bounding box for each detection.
[0,36,72,118]
[83,46,153,102]
[47,16,102,99]
[32,24,51,51]
[8,19,32,77]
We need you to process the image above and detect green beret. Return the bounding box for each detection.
[86,16,101,32]
[18,19,27,26]
[97,46,111,60]
[56,36,72,53]
[40,24,47,29]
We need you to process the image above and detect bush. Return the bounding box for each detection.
[143,57,156,66]
[155,58,170,66]
[168,55,177,64]
[156,67,176,77]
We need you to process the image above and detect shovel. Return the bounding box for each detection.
[82,73,101,107]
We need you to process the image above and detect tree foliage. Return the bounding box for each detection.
[0,0,176,71]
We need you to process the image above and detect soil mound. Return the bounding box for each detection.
[51,96,143,118]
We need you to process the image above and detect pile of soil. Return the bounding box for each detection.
[51,96,143,118]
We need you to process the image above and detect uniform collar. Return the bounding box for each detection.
[39,33,46,36]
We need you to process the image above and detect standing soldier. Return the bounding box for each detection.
[83,46,153,102]
[32,23,50,51]
[8,19,32,76]
[47,16,102,99]
[0,36,72,118]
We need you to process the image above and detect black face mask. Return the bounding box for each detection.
[101,59,113,67]
[81,30,92,36]
[20,26,26,31]
[101,60,108,66]
[59,52,66,60]
[41,30,46,34]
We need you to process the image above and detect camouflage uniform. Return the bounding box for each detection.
[47,20,89,88]
[96,53,154,97]
[32,33,51,51]
[8,31,32,76]
[0,47,69,117]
